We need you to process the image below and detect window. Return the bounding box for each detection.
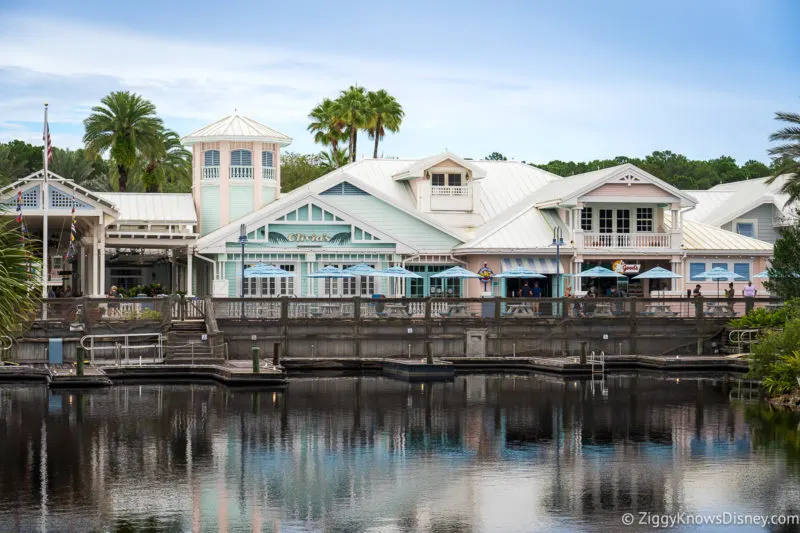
[231,149,252,166]
[447,173,462,187]
[204,150,220,166]
[580,208,593,231]
[690,263,706,280]
[431,173,445,187]
[636,207,653,232]
[262,151,274,168]
[259,264,295,296]
[734,263,750,281]
[616,209,631,233]
[599,209,613,233]
[736,222,755,238]
[712,262,728,271]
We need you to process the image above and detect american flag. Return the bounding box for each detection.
[43,106,52,164]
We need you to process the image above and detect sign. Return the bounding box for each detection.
[201,334,208,341]
[477,263,494,289]
[612,260,640,275]
[287,233,331,243]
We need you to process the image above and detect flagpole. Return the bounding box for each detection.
[42,103,49,302]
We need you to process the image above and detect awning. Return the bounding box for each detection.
[502,257,559,274]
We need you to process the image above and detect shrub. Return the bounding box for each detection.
[730,297,800,330]
[749,318,800,394]
[762,351,800,396]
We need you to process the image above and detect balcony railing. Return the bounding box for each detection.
[432,185,470,196]
[230,165,253,179]
[582,232,671,248]
[201,166,220,180]
[262,167,276,182]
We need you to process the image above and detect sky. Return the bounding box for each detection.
[0,0,798,164]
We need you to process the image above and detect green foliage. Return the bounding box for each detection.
[0,219,40,337]
[765,224,800,299]
[485,152,507,161]
[749,317,800,382]
[766,110,800,198]
[533,150,772,189]
[729,299,800,329]
[280,152,327,193]
[762,351,800,396]
[318,149,350,172]
[122,283,165,298]
[744,405,800,471]
[83,91,164,192]
[365,89,404,158]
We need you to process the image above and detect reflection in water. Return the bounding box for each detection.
[0,375,798,532]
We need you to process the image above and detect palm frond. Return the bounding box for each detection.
[329,232,351,245]
[268,232,289,244]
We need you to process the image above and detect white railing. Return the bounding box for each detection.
[431,185,470,196]
[582,232,671,248]
[262,167,276,181]
[230,166,254,179]
[201,166,220,180]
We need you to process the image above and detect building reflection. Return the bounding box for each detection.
[0,374,791,533]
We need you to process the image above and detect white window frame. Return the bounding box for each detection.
[636,207,654,232]
[431,173,445,187]
[580,207,593,231]
[733,218,758,238]
[447,173,462,187]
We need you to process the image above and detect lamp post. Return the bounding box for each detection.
[551,227,565,297]
[239,223,247,298]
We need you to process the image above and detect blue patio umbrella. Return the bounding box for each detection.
[576,266,625,278]
[308,266,354,298]
[693,267,744,297]
[378,266,423,279]
[633,267,682,300]
[753,271,769,279]
[344,263,380,276]
[243,263,294,278]
[431,266,480,297]
[494,267,547,279]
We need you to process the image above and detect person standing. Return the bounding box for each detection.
[742,281,757,298]
[531,281,543,314]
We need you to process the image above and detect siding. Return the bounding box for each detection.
[230,185,255,222]
[322,195,462,251]
[736,204,780,244]
[200,185,221,236]
[587,183,677,198]
[262,185,276,207]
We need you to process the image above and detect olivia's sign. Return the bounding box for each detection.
[612,260,641,274]
[287,233,331,242]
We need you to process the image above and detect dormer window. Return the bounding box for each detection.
[432,173,445,187]
[448,173,462,187]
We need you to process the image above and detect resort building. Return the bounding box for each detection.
[0,112,777,299]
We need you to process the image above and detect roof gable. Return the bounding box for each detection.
[391,152,487,181]
[533,164,697,208]
[0,170,119,219]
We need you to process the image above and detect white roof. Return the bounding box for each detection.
[391,152,487,181]
[96,193,197,224]
[664,213,772,253]
[457,206,565,251]
[688,175,795,226]
[181,114,292,146]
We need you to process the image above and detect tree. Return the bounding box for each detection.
[5,140,43,177]
[0,220,40,337]
[766,110,800,202]
[307,98,347,157]
[83,91,164,192]
[365,90,404,158]
[280,152,327,193]
[319,149,350,173]
[336,85,369,162]
[0,145,26,186]
[141,129,191,193]
[485,152,507,161]
[765,223,800,299]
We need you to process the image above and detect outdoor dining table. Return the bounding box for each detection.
[705,303,735,317]
[319,303,344,318]
[441,303,469,317]
[644,303,675,316]
[507,303,534,316]
[591,303,614,317]
[383,303,410,318]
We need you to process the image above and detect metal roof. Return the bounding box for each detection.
[688,175,795,226]
[391,152,487,181]
[96,193,197,224]
[664,213,772,252]
[181,114,293,146]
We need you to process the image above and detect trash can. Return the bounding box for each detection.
[480,291,495,318]
[372,294,385,314]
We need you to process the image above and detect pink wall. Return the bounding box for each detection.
[460,256,571,297]
[681,256,771,297]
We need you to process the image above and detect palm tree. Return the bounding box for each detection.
[83,91,164,192]
[0,220,40,338]
[365,90,404,158]
[336,86,368,162]
[767,110,800,202]
[319,149,350,173]
[141,129,192,193]
[308,99,347,157]
[50,147,113,192]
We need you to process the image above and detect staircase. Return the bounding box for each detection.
[165,320,220,364]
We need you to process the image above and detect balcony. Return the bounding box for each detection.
[230,165,253,180]
[430,184,473,212]
[262,167,276,182]
[201,166,220,180]
[581,232,671,249]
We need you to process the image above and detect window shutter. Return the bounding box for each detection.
[712,262,727,271]
[734,263,750,281]
[204,150,220,166]
[231,150,252,166]
[690,263,705,280]
[262,151,274,168]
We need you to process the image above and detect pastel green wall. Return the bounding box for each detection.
[200,185,221,236]
[262,186,276,206]
[230,185,254,222]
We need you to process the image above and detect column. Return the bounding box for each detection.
[79,246,86,296]
[671,258,683,294]
[186,245,194,297]
[92,233,99,296]
[98,215,106,296]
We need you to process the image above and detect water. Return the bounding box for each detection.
[0,375,799,533]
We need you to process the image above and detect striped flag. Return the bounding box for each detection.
[43,107,52,164]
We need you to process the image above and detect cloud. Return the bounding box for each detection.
[0,13,785,161]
